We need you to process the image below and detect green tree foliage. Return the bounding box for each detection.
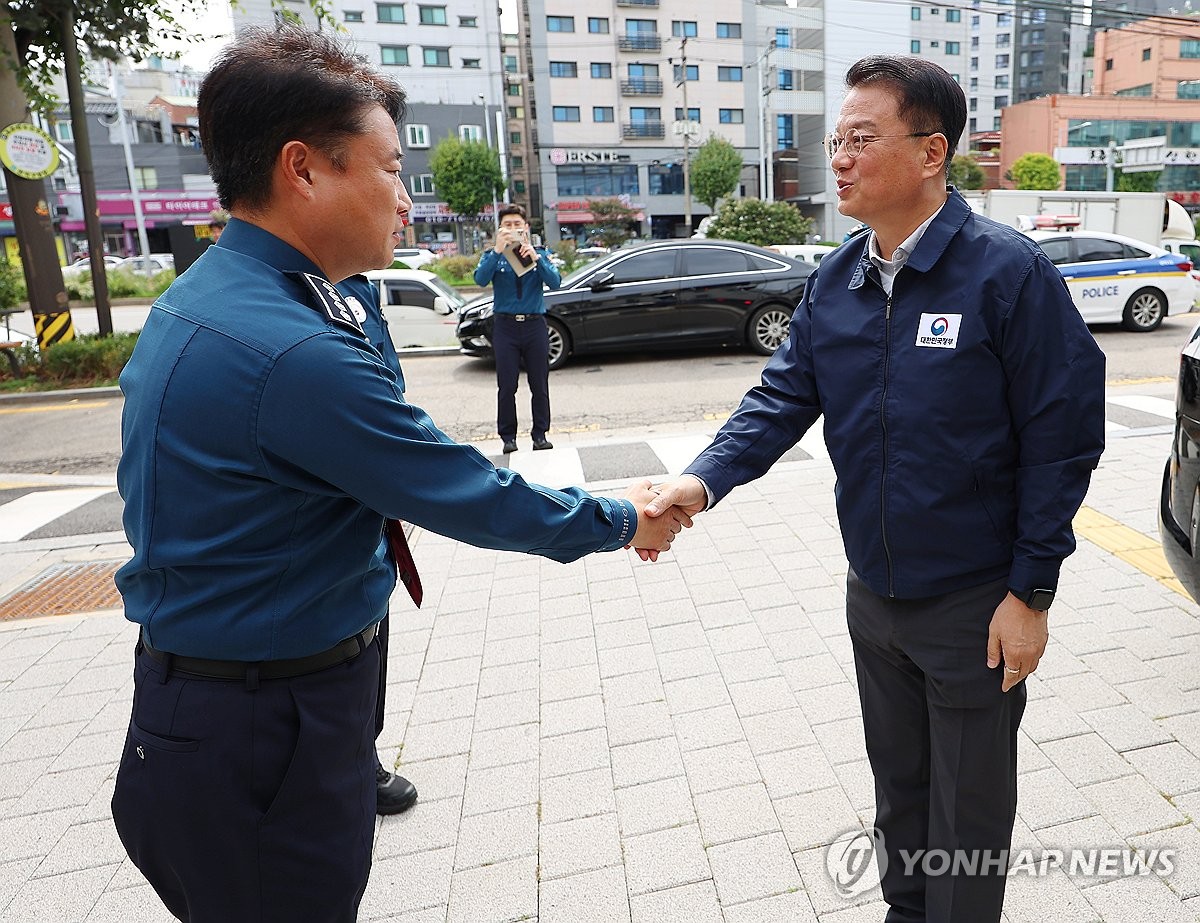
[690,136,744,211]
[587,198,638,248]
[428,137,504,222]
[0,259,24,313]
[705,198,813,248]
[1116,170,1160,192]
[949,154,985,190]
[1009,153,1061,190]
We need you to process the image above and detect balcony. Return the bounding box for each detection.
[620,78,663,96]
[623,121,665,139]
[617,0,659,5]
[618,34,662,52]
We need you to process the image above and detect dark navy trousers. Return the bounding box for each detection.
[846,571,1025,923]
[493,313,550,443]
[112,639,380,923]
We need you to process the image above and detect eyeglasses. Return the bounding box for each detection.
[823,128,936,160]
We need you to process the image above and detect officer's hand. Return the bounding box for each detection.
[625,479,692,561]
[986,592,1048,692]
[493,230,511,254]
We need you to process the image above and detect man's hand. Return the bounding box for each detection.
[624,479,692,560]
[493,229,512,254]
[986,592,1049,692]
[629,475,708,561]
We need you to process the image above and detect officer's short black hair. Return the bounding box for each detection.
[497,204,527,223]
[199,26,407,211]
[845,55,966,180]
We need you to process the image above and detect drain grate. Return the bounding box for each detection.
[0,562,123,621]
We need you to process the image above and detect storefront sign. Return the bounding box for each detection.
[0,122,59,180]
[548,148,626,165]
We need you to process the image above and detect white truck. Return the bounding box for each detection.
[961,189,1200,262]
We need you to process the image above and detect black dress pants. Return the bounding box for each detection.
[112,638,380,923]
[494,313,550,443]
[846,571,1025,923]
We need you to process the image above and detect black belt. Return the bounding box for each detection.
[497,313,542,322]
[139,622,378,681]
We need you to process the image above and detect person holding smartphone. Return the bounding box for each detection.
[473,204,561,454]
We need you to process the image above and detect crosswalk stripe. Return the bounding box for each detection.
[0,488,114,543]
[1105,395,1176,419]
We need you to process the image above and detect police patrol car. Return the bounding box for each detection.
[1024,229,1195,332]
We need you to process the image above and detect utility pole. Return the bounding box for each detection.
[762,39,776,203]
[680,37,692,234]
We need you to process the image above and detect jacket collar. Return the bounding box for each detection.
[217,217,328,279]
[848,187,972,291]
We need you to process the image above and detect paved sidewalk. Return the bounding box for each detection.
[0,428,1198,922]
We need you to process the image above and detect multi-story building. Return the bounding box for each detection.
[502,10,540,228]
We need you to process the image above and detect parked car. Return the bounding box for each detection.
[363,268,464,348]
[767,244,838,266]
[113,253,176,276]
[1025,229,1195,332]
[61,255,122,279]
[392,247,438,270]
[1160,321,1200,602]
[456,239,813,370]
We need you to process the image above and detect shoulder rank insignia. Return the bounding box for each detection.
[291,271,365,338]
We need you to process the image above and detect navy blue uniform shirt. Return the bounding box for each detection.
[117,219,636,660]
[338,274,404,392]
[473,247,561,314]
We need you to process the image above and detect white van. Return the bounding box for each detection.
[766,244,839,266]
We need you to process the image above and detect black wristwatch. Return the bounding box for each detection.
[1011,587,1055,611]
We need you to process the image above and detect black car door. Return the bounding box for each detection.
[673,246,765,344]
[571,248,681,350]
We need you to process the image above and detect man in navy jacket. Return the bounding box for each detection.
[646,55,1104,923]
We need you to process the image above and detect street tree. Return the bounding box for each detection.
[428,136,503,242]
[1116,170,1160,192]
[949,154,985,190]
[690,136,743,211]
[705,198,812,248]
[586,197,638,248]
[1009,153,1061,190]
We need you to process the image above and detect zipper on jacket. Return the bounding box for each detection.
[880,291,895,597]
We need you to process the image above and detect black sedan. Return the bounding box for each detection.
[1160,321,1200,602]
[456,239,813,370]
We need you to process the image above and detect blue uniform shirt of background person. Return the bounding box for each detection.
[116,218,637,661]
[472,245,561,312]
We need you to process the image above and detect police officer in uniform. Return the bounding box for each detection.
[336,272,417,815]
[112,26,687,923]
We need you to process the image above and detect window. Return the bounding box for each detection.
[718,66,743,82]
[946,9,960,21]
[946,42,959,54]
[423,47,450,66]
[649,162,684,195]
[911,6,921,19]
[673,107,700,121]
[1019,50,1044,66]
[777,113,794,148]
[775,26,790,48]
[514,180,526,194]
[556,164,639,196]
[911,40,921,54]
[546,15,574,32]
[997,12,1011,24]
[969,77,978,90]
[1105,58,1113,71]
[588,16,609,33]
[672,20,697,37]
[971,37,979,49]
[459,15,477,26]
[550,61,578,77]
[410,174,434,194]
[995,75,1009,88]
[1142,47,1152,61]
[683,247,750,276]
[591,62,612,78]
[931,41,939,48]
[719,108,744,124]
[54,121,73,143]
[1114,84,1152,97]
[628,106,661,122]
[376,3,405,23]
[716,22,741,38]
[1180,80,1200,100]
[995,54,1009,67]
[778,69,793,91]
[994,95,1008,108]
[507,83,522,97]
[553,106,581,122]
[418,5,446,25]
[458,124,482,141]
[405,124,430,147]
[507,106,524,118]
[345,10,363,22]
[512,156,523,168]
[628,62,659,77]
[611,250,678,283]
[381,45,409,65]
[594,106,615,122]
[134,166,158,190]
[969,97,977,111]
[996,33,1010,47]
[1184,40,1200,59]
[510,131,521,145]
[674,64,699,81]
[970,57,978,71]
[462,58,480,68]
[504,54,518,72]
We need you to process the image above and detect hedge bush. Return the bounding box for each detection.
[0,332,138,390]
[430,255,477,287]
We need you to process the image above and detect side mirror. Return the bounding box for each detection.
[433,295,453,316]
[590,270,616,292]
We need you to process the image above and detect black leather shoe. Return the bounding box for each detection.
[376,764,418,815]
[502,440,518,454]
[532,438,554,450]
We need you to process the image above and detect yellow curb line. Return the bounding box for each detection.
[0,401,112,415]
[1074,504,1188,598]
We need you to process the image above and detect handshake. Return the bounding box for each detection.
[621,475,709,562]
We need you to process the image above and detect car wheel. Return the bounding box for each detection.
[1190,487,1200,558]
[1121,288,1167,332]
[748,304,793,355]
[547,318,570,371]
